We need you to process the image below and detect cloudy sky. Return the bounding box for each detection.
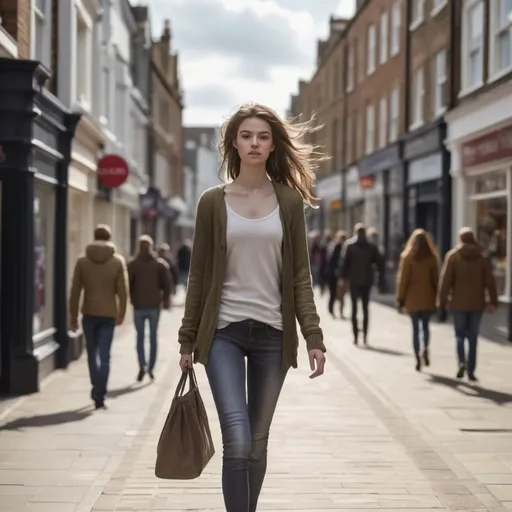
[147,0,356,126]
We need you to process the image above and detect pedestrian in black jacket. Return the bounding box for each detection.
[327,230,347,318]
[341,223,385,345]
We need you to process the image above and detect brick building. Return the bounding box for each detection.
[345,0,408,273]
[289,0,459,283]
[142,19,185,250]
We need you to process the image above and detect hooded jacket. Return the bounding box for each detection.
[69,241,129,325]
[438,242,497,311]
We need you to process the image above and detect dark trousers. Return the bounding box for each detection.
[350,285,371,339]
[453,310,483,376]
[328,276,344,316]
[206,320,288,512]
[82,315,116,400]
[133,308,160,372]
[409,311,431,356]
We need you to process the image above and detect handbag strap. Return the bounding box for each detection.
[174,367,198,397]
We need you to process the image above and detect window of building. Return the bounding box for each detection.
[389,86,399,142]
[102,68,110,123]
[434,48,447,115]
[75,12,92,110]
[347,43,355,92]
[33,183,55,335]
[32,0,52,68]
[380,11,388,64]
[462,0,484,92]
[391,1,402,56]
[468,170,509,298]
[365,104,375,155]
[432,0,448,16]
[379,96,387,148]
[410,0,425,30]
[490,0,512,77]
[411,66,425,127]
[367,25,376,75]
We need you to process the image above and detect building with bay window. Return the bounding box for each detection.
[446,0,512,341]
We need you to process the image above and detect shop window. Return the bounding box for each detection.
[475,197,508,297]
[33,184,55,335]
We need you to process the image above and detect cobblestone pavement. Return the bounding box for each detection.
[0,293,511,512]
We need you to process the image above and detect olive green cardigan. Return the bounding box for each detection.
[178,182,326,369]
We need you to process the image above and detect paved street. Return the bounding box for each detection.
[1,295,512,512]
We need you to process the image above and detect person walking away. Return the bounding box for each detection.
[157,243,178,295]
[327,230,347,318]
[177,102,326,512]
[438,227,497,381]
[128,236,172,382]
[177,239,192,287]
[69,224,128,409]
[395,229,439,371]
[340,223,384,345]
[309,231,330,294]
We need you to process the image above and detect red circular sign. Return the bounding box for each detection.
[97,154,129,188]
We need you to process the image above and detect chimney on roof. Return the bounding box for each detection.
[161,19,171,46]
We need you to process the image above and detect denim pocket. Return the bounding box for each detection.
[265,324,283,340]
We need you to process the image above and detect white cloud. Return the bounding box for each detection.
[148,0,356,126]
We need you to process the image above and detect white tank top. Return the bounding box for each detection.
[217,203,283,330]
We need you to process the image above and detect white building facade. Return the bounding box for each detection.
[57,0,105,290]
[96,0,148,258]
[445,0,512,340]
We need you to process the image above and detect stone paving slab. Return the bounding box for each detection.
[0,292,511,511]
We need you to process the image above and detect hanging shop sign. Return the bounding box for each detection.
[97,154,129,188]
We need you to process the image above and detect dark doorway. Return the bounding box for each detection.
[417,201,439,246]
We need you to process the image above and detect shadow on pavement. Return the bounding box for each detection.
[108,381,153,399]
[0,405,94,431]
[428,374,512,406]
[362,345,408,357]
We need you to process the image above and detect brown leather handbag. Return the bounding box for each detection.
[155,367,215,479]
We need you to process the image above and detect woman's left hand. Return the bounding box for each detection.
[308,349,326,379]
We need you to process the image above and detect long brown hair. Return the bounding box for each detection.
[402,229,438,260]
[218,102,327,205]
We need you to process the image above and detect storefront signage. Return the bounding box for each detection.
[359,175,375,189]
[97,154,129,188]
[462,125,512,167]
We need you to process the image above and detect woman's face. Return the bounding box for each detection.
[234,117,274,166]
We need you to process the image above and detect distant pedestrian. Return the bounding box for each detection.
[157,243,179,294]
[396,229,439,371]
[69,224,128,409]
[309,230,330,294]
[327,230,347,318]
[438,227,497,381]
[177,102,326,512]
[177,239,192,286]
[340,223,385,345]
[128,235,171,382]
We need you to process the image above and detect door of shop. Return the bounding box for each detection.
[417,201,439,247]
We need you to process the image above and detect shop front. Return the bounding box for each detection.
[315,172,343,234]
[358,144,405,273]
[0,59,79,394]
[344,165,364,234]
[447,87,512,341]
[403,120,451,257]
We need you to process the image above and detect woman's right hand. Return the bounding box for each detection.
[179,354,193,372]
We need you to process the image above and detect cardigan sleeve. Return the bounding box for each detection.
[177,192,211,354]
[290,197,326,353]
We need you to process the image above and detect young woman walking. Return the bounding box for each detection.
[396,229,439,371]
[177,103,327,512]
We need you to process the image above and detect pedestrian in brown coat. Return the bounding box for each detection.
[437,227,497,381]
[396,229,439,371]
